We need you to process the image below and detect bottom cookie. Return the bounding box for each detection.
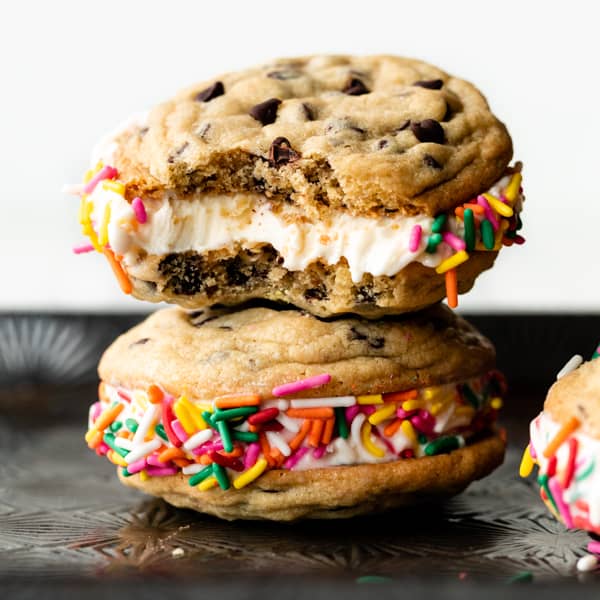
[118,433,505,521]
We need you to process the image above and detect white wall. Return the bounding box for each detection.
[2,0,599,313]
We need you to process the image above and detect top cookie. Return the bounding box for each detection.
[110,55,512,217]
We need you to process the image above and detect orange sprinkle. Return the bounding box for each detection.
[383,389,417,403]
[286,407,334,419]
[259,433,275,467]
[248,424,259,433]
[270,448,285,467]
[94,403,124,432]
[445,268,458,309]
[86,429,103,449]
[289,420,311,451]
[454,207,465,219]
[147,384,164,404]
[98,381,108,403]
[543,416,580,458]
[103,248,132,294]
[173,458,193,468]
[464,202,485,215]
[197,454,212,465]
[117,430,130,438]
[220,446,243,458]
[214,394,261,409]
[321,418,335,445]
[309,420,324,447]
[383,418,403,437]
[159,447,186,463]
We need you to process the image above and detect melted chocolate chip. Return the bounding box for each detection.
[268,137,300,167]
[343,77,370,96]
[195,81,224,102]
[423,154,443,169]
[304,286,327,301]
[218,325,233,331]
[348,326,385,349]
[442,102,453,122]
[302,102,316,121]
[377,139,389,149]
[130,337,150,347]
[410,119,445,144]
[396,120,411,132]
[413,79,444,90]
[249,98,281,126]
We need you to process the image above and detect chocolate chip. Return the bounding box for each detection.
[195,81,224,102]
[369,336,385,349]
[349,326,368,341]
[130,337,149,347]
[377,139,389,150]
[423,154,443,169]
[302,102,316,121]
[343,77,369,96]
[267,70,300,80]
[410,119,445,144]
[396,120,411,132]
[196,122,211,140]
[413,79,444,90]
[304,286,327,301]
[268,137,300,167]
[442,102,453,122]
[139,127,149,136]
[348,326,385,349]
[167,142,189,164]
[249,98,281,126]
[218,326,233,331]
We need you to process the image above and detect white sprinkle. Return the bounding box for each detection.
[182,463,206,475]
[557,355,583,380]
[171,548,185,559]
[577,554,598,572]
[261,399,289,411]
[182,429,213,451]
[290,396,356,408]
[132,404,160,445]
[125,438,162,464]
[265,431,292,457]
[114,437,134,451]
[276,413,301,433]
[351,413,366,450]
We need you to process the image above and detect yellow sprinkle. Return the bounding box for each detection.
[133,390,149,411]
[400,420,418,447]
[402,399,425,412]
[455,405,475,418]
[357,394,383,405]
[423,386,443,401]
[83,169,94,183]
[435,250,469,274]
[233,458,268,489]
[98,202,111,247]
[102,180,125,195]
[482,193,514,217]
[361,422,385,458]
[368,404,396,426]
[196,402,214,413]
[519,445,535,478]
[178,395,208,430]
[504,172,522,203]
[490,397,503,410]
[78,197,88,225]
[198,476,219,491]
[139,470,148,482]
[84,428,98,444]
[430,402,444,416]
[108,450,128,467]
[173,400,196,435]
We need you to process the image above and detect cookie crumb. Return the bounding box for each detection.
[171,547,185,559]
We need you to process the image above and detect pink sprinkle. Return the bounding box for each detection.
[588,541,600,555]
[442,232,466,252]
[411,410,436,434]
[371,428,395,454]
[312,445,327,459]
[244,443,261,469]
[126,458,147,474]
[131,197,147,224]
[192,440,223,456]
[361,405,376,416]
[72,243,95,254]
[90,402,102,422]
[396,408,418,419]
[145,466,178,477]
[83,165,118,195]
[345,405,361,422]
[513,235,526,245]
[171,419,189,443]
[408,224,422,252]
[477,195,500,231]
[284,447,309,470]
[272,373,331,397]
[146,454,168,467]
[529,443,537,459]
[548,477,574,529]
[96,442,109,456]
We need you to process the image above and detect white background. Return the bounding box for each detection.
[1,0,599,313]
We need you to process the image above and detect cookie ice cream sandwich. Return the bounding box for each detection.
[523,353,600,535]
[70,55,524,317]
[86,304,505,520]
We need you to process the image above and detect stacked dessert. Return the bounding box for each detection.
[70,55,524,520]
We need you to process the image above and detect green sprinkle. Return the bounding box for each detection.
[232,430,259,442]
[188,465,214,487]
[481,219,495,250]
[125,418,138,433]
[506,571,533,584]
[212,463,230,490]
[425,233,443,253]
[109,420,122,433]
[335,407,349,439]
[576,458,595,482]
[202,411,217,427]
[417,433,428,445]
[155,424,168,441]
[504,229,517,239]
[538,474,558,513]
[463,208,475,252]
[356,576,392,584]
[212,406,258,421]
[217,420,233,452]
[432,214,447,234]
[461,384,479,408]
[424,435,462,456]
[121,467,133,478]
[103,432,129,458]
